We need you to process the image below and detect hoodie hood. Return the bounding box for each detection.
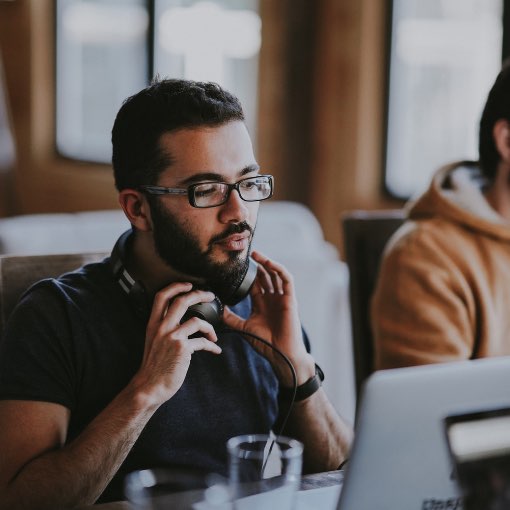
[408,160,510,241]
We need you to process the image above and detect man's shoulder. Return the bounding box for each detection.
[5,256,126,349]
[56,256,112,285]
[386,216,473,257]
[381,215,497,281]
[19,257,114,307]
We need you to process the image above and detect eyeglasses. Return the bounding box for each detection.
[139,174,274,209]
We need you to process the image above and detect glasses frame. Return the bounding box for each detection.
[139,174,274,209]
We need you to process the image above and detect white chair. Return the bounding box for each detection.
[256,202,355,422]
[0,210,130,255]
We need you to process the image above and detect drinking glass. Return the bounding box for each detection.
[227,434,303,510]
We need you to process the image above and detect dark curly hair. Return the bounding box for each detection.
[111,78,245,190]
[479,59,510,181]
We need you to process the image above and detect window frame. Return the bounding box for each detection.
[382,0,510,201]
[54,0,261,165]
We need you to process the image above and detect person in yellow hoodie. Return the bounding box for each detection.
[372,60,510,369]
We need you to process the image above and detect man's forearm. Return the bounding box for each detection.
[283,388,353,474]
[1,384,159,510]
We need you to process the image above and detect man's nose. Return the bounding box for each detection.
[218,187,249,223]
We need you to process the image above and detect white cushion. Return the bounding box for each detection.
[0,210,129,255]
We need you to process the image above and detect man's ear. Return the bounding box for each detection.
[118,189,153,231]
[493,119,510,163]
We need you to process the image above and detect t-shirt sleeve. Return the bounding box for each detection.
[0,282,77,410]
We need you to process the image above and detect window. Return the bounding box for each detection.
[56,0,261,164]
[154,0,260,141]
[385,0,505,199]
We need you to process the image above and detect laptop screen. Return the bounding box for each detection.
[336,357,510,510]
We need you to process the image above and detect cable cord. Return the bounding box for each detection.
[219,327,298,477]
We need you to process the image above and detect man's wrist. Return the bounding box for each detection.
[278,363,325,402]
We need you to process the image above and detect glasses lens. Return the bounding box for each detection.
[193,182,228,207]
[239,176,272,201]
[191,176,272,208]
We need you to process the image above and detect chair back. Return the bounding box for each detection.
[342,210,405,403]
[0,252,107,338]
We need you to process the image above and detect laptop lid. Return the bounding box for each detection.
[336,356,510,510]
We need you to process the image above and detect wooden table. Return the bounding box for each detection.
[79,470,344,509]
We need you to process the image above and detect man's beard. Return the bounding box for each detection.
[149,199,254,304]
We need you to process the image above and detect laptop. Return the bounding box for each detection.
[444,406,510,510]
[336,356,510,510]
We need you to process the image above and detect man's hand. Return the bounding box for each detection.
[131,282,222,407]
[0,284,223,510]
[222,251,315,386]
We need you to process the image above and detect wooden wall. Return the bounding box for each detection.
[0,0,118,216]
[0,0,402,253]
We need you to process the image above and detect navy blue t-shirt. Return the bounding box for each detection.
[0,259,306,502]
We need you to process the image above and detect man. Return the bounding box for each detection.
[372,62,510,369]
[0,79,352,509]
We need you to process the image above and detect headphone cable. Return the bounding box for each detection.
[219,327,298,476]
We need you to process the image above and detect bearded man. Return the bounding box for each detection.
[0,79,352,509]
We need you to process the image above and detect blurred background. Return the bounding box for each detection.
[0,0,509,254]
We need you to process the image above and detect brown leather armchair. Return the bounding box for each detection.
[342,210,405,407]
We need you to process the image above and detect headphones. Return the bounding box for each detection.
[110,229,258,327]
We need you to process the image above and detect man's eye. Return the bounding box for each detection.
[194,184,219,197]
[241,181,257,190]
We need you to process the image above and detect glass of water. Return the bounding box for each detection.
[227,434,303,510]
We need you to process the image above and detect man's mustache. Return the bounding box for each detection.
[210,222,254,245]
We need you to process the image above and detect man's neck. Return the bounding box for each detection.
[484,162,510,223]
[128,231,203,296]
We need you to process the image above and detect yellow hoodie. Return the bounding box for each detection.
[372,161,510,369]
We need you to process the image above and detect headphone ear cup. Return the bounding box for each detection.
[182,297,224,328]
[225,257,258,306]
[110,230,149,315]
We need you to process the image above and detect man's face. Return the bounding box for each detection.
[148,121,260,301]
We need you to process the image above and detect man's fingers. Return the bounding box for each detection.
[222,306,244,330]
[188,337,222,355]
[268,267,284,294]
[151,289,216,335]
[252,251,293,294]
[255,261,275,294]
[166,290,216,320]
[178,317,218,341]
[149,282,193,326]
